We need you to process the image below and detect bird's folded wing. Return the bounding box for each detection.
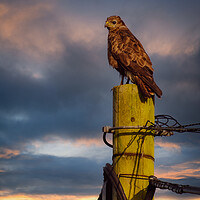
[116,28,154,72]
[112,28,162,98]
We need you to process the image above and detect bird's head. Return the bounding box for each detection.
[105,16,125,30]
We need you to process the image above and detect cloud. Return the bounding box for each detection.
[154,44,200,126]
[122,0,200,58]
[0,155,103,196]
[0,2,63,59]
[155,160,200,180]
[0,1,114,150]
[0,148,20,159]
[25,136,112,162]
[74,137,104,147]
[141,20,200,57]
[155,193,200,200]
[0,1,105,62]
[0,194,98,200]
[155,139,181,152]
[1,0,198,150]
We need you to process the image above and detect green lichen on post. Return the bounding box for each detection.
[113,84,154,200]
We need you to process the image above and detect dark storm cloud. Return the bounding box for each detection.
[0,0,115,148]
[0,39,116,149]
[0,0,199,148]
[0,154,103,195]
[155,46,200,122]
[153,45,200,155]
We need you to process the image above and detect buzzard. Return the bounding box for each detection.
[105,16,162,98]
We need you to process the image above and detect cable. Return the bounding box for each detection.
[103,132,113,148]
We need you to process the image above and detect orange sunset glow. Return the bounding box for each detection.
[0,194,98,200]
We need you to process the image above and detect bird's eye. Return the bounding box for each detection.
[112,21,116,24]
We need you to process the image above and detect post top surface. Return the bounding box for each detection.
[113,84,137,90]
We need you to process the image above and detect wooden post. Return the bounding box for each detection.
[112,84,154,200]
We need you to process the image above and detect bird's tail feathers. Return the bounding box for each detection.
[126,62,162,98]
[133,76,152,98]
[140,75,162,98]
[129,74,162,98]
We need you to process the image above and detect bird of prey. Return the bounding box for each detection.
[105,16,162,99]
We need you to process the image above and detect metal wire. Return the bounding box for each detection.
[149,176,200,195]
[155,115,181,127]
[101,115,200,199]
[98,165,200,200]
[102,115,200,141]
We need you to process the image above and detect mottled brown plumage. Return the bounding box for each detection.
[105,16,162,98]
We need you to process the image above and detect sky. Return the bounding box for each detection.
[0,0,200,199]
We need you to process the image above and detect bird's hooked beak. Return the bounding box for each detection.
[104,21,110,28]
